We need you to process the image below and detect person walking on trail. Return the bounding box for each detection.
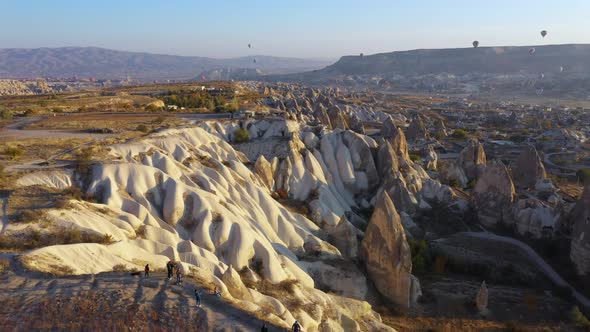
[292,320,301,332]
[144,264,150,277]
[166,261,174,280]
[260,323,269,332]
[194,289,202,307]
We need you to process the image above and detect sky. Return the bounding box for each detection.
[1,0,589,59]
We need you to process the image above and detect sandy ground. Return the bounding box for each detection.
[0,267,284,331]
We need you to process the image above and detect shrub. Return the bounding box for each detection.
[409,153,422,163]
[3,146,25,160]
[0,110,13,120]
[112,264,131,272]
[570,306,590,327]
[136,124,150,133]
[234,128,250,143]
[576,169,590,184]
[451,129,468,139]
[409,239,430,274]
[0,227,115,251]
[14,209,46,223]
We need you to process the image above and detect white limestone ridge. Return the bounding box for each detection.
[15,125,396,331]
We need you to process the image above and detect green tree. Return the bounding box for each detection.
[452,129,468,139]
[234,128,250,143]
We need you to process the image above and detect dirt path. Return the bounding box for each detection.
[460,231,590,309]
[0,269,284,331]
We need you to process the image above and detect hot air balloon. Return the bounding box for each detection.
[248,43,251,48]
[529,48,536,55]
[541,30,547,38]
[472,41,479,48]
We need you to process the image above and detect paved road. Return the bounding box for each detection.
[459,231,590,309]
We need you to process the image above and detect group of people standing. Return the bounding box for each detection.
[165,260,184,285]
[143,261,301,331]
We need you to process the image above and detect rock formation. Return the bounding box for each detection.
[570,183,590,276]
[473,160,516,227]
[423,145,438,171]
[327,106,348,130]
[459,139,487,181]
[439,160,468,188]
[360,192,413,309]
[348,113,365,134]
[475,281,488,314]
[406,116,429,142]
[512,145,547,189]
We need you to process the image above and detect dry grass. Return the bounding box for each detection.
[24,113,182,132]
[0,137,92,163]
[0,258,10,272]
[0,227,114,251]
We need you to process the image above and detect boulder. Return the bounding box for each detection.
[570,184,590,276]
[512,145,547,189]
[459,139,487,180]
[360,192,413,309]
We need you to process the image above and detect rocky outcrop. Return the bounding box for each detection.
[360,192,413,309]
[406,117,429,142]
[327,217,359,258]
[327,106,348,130]
[423,145,438,171]
[254,155,275,191]
[473,160,516,227]
[475,281,488,314]
[348,113,365,135]
[459,139,487,180]
[433,118,447,139]
[570,184,590,276]
[512,145,547,189]
[439,160,468,188]
[314,105,332,128]
[514,199,557,238]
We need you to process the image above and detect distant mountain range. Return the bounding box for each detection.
[0,47,333,80]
